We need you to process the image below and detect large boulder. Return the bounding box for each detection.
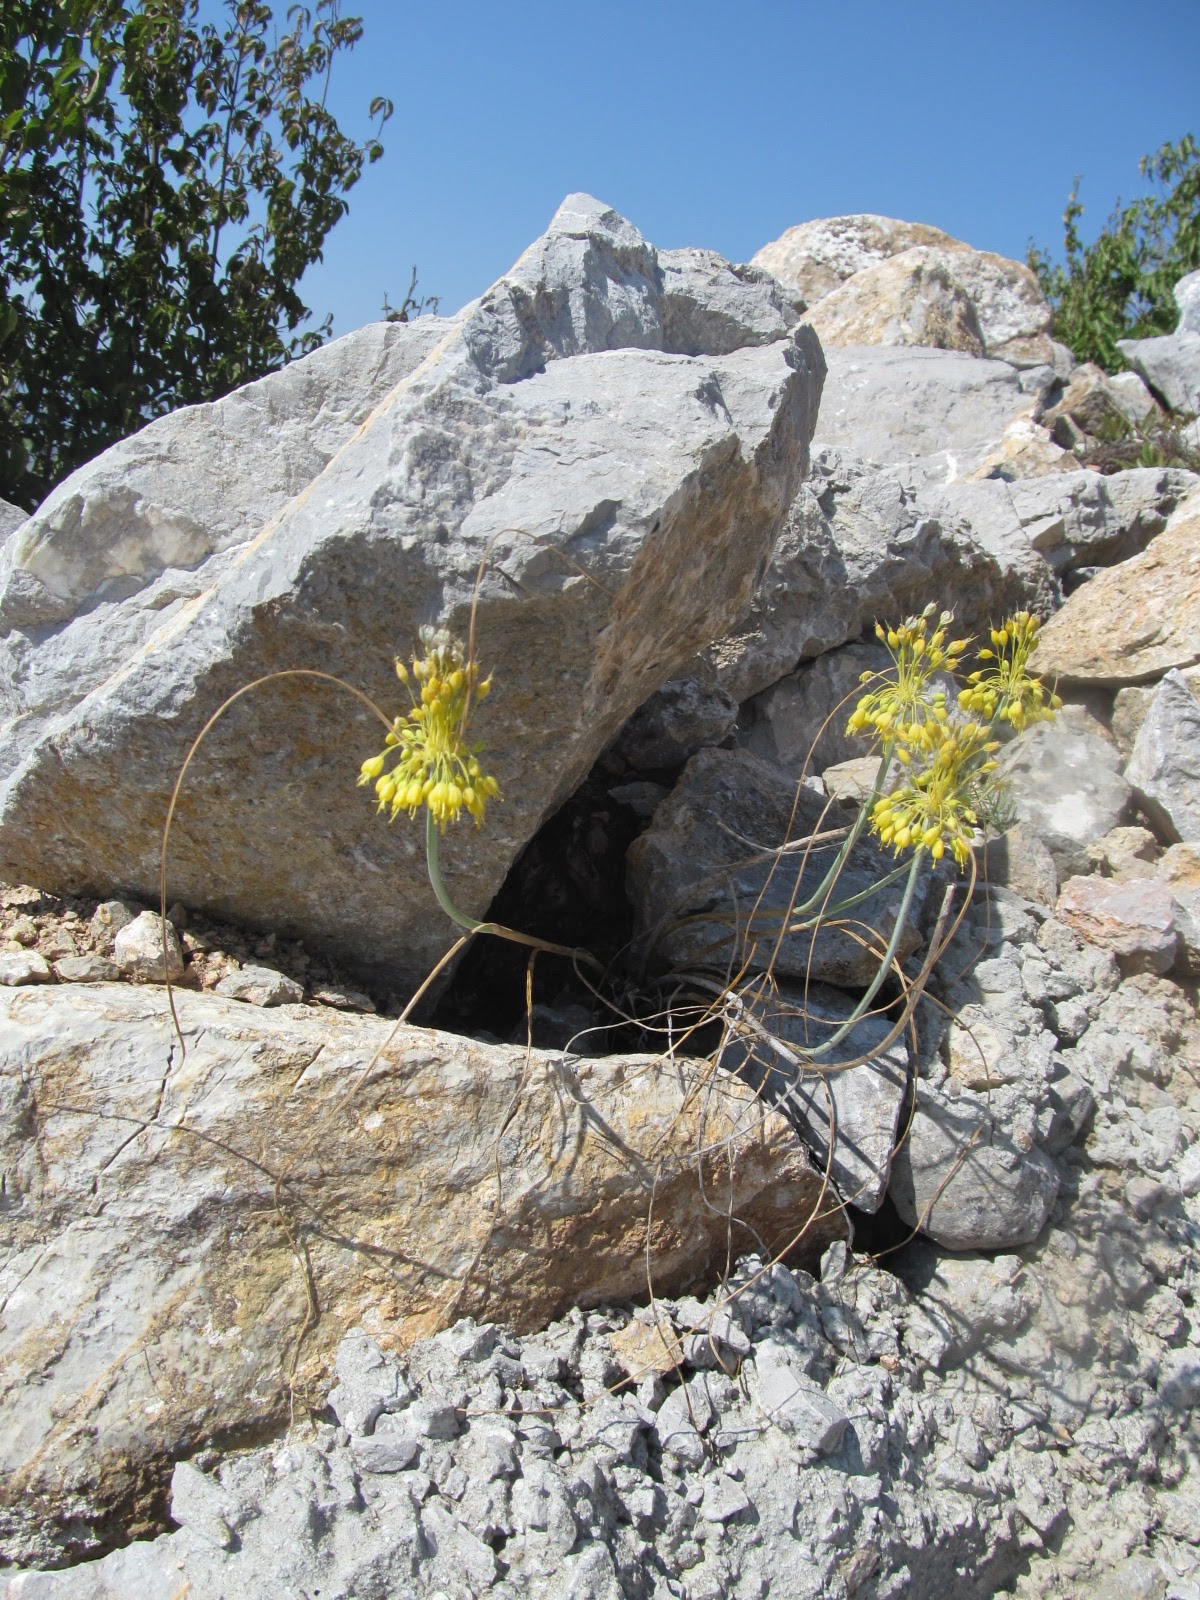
[0,195,824,995]
[626,746,928,990]
[997,713,1133,878]
[804,247,985,356]
[752,214,1053,365]
[706,445,1056,702]
[1031,492,1200,685]
[0,980,842,1565]
[812,345,1053,484]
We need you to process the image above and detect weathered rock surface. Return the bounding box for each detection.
[812,345,1046,484]
[1112,662,1200,754]
[804,247,985,355]
[1031,493,1200,684]
[0,194,825,996]
[1124,669,1200,843]
[0,981,840,1564]
[997,714,1131,878]
[1056,875,1180,975]
[1117,328,1200,416]
[626,747,927,989]
[720,979,909,1212]
[0,499,25,539]
[889,1083,1060,1251]
[753,214,1052,364]
[707,445,1055,702]
[739,636,889,775]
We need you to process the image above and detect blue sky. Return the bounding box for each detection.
[293,0,1200,335]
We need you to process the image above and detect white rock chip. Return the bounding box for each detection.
[213,964,303,1007]
[111,910,185,981]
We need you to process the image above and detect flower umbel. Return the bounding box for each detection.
[957,611,1062,730]
[358,627,501,830]
[845,604,970,762]
[868,720,1000,868]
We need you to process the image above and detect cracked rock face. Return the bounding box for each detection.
[0,194,824,996]
[0,982,841,1566]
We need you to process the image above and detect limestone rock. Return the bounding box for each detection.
[1042,364,1133,446]
[1176,268,1200,335]
[812,346,1045,485]
[888,1084,1059,1251]
[0,949,52,986]
[0,195,824,997]
[740,637,889,775]
[53,953,119,983]
[1123,669,1200,843]
[1112,663,1200,754]
[708,446,1054,702]
[611,678,738,771]
[213,964,304,1006]
[974,825,1059,906]
[804,248,984,356]
[1157,842,1200,976]
[1056,875,1179,976]
[1030,494,1200,684]
[626,747,927,989]
[720,979,909,1212]
[1108,369,1163,429]
[111,910,186,981]
[0,982,841,1562]
[0,498,25,539]
[997,716,1131,878]
[1116,328,1200,416]
[752,215,1052,364]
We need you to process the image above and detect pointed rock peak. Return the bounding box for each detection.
[546,192,648,250]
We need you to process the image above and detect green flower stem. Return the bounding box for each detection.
[426,809,484,933]
[785,751,894,921]
[803,845,926,1060]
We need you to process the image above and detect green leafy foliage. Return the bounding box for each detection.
[1028,134,1200,375]
[0,0,392,510]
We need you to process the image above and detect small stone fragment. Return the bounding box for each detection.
[310,983,376,1013]
[53,954,119,984]
[90,899,139,947]
[214,965,304,1007]
[0,950,52,986]
[111,911,186,981]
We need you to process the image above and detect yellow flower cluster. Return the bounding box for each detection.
[845,605,970,753]
[846,605,1057,869]
[868,721,1000,868]
[957,611,1062,730]
[358,627,501,830]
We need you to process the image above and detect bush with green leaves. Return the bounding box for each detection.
[1028,133,1200,375]
[0,0,392,511]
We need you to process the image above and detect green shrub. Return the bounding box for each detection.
[1028,134,1200,374]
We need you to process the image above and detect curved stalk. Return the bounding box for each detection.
[425,809,484,933]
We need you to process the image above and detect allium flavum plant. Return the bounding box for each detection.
[358,627,501,831]
[849,606,1061,869]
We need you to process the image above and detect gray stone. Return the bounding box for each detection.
[350,1433,419,1474]
[1156,842,1200,976]
[740,637,890,776]
[52,953,120,983]
[169,1461,236,1551]
[0,981,838,1563]
[889,1084,1059,1250]
[1004,466,1196,574]
[111,910,186,981]
[612,678,738,770]
[721,979,909,1211]
[0,498,26,539]
[1176,268,1200,336]
[1112,663,1200,755]
[213,964,303,1007]
[0,195,824,998]
[750,1341,849,1452]
[0,950,52,986]
[90,899,138,947]
[627,747,927,989]
[1124,669,1200,843]
[997,717,1131,877]
[658,246,801,354]
[811,345,1044,484]
[974,825,1058,906]
[1117,328,1200,416]
[1108,370,1163,429]
[708,446,1053,702]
